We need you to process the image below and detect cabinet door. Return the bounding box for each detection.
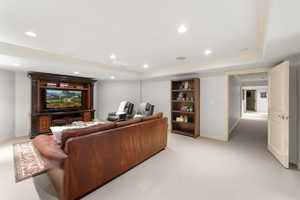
[39,116,50,132]
[83,112,92,122]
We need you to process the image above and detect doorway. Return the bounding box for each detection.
[225,63,292,168]
[246,90,256,111]
[242,86,268,120]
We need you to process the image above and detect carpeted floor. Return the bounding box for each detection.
[1,119,300,200]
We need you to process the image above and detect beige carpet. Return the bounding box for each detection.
[1,119,300,200]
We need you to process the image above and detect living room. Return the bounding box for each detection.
[1,0,300,200]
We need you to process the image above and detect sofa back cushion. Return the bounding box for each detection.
[61,122,116,147]
[116,117,142,128]
[142,112,163,121]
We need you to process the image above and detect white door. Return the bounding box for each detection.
[268,61,290,168]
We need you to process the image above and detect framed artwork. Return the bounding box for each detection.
[260,92,267,98]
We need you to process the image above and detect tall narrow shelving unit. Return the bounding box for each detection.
[171,78,200,138]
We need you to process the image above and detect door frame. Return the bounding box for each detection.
[224,68,270,141]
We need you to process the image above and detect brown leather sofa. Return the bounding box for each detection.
[33,113,168,200]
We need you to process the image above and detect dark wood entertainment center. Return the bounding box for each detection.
[28,72,97,138]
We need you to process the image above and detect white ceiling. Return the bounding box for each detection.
[0,0,299,80]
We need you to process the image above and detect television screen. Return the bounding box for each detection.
[46,89,82,109]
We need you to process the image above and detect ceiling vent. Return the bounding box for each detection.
[176,56,187,60]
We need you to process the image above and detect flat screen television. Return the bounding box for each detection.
[45,89,82,110]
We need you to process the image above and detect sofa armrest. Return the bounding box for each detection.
[33,135,68,165]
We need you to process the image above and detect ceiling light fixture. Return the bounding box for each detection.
[110,54,116,60]
[13,63,20,66]
[204,49,212,55]
[143,64,149,69]
[25,31,37,38]
[177,25,187,33]
[73,72,80,75]
[110,76,115,80]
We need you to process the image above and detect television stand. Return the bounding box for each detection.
[28,72,97,138]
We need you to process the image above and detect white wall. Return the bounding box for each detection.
[14,72,31,137]
[97,80,140,120]
[200,75,227,141]
[228,76,241,133]
[256,88,268,113]
[0,69,15,142]
[140,79,171,124]
[141,75,227,141]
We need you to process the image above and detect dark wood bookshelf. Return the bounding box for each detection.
[171,78,200,138]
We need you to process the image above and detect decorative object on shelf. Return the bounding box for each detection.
[184,115,188,122]
[47,82,57,87]
[179,83,184,90]
[187,103,194,112]
[177,92,185,101]
[180,105,188,111]
[184,81,189,89]
[76,85,84,89]
[176,115,185,122]
[60,83,69,88]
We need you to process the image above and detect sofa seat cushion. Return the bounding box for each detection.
[61,122,116,147]
[33,135,68,164]
[142,112,163,121]
[116,117,142,128]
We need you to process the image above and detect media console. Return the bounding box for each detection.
[28,72,97,138]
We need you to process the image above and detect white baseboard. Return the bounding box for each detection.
[200,135,228,142]
[268,144,289,168]
[229,119,240,135]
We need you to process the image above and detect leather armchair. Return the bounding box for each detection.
[107,101,134,121]
[134,102,154,118]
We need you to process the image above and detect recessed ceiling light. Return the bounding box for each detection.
[110,76,115,79]
[177,25,187,33]
[73,72,80,75]
[13,63,20,66]
[110,54,116,60]
[204,49,212,55]
[143,64,149,69]
[25,31,37,38]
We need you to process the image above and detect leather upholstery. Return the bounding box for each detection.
[61,122,116,147]
[33,135,68,165]
[142,112,163,121]
[116,117,142,127]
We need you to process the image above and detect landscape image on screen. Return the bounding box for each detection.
[46,89,82,109]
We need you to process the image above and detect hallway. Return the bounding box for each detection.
[230,118,268,148]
